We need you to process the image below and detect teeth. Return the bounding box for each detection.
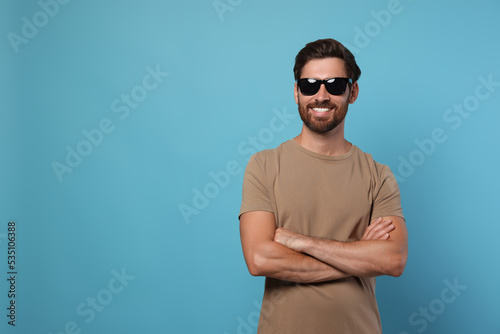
[312,108,331,112]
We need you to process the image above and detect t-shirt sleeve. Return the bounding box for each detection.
[371,164,405,221]
[239,154,274,219]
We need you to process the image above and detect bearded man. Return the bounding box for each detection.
[239,38,408,333]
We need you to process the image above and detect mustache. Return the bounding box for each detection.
[307,101,337,109]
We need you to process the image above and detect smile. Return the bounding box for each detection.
[312,108,332,112]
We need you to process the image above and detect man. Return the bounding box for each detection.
[238,38,408,333]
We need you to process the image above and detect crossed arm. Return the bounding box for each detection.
[239,211,407,284]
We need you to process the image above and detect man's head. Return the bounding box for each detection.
[293,38,361,83]
[293,39,361,134]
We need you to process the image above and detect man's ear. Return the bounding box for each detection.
[294,82,299,105]
[349,81,359,104]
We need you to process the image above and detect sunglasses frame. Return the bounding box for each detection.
[296,77,353,96]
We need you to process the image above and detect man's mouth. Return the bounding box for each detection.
[310,107,334,116]
[312,107,332,112]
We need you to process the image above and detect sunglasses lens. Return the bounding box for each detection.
[299,79,320,96]
[325,78,348,95]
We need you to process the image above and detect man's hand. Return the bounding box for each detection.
[361,217,395,241]
[274,217,395,252]
[274,228,309,252]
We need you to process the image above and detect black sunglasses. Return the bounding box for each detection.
[297,77,353,96]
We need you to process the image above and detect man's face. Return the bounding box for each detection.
[294,57,358,134]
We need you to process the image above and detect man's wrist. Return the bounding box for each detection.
[298,235,316,253]
[303,237,341,261]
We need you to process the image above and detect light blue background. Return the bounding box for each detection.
[1,0,499,333]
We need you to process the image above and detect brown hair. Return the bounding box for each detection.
[293,38,361,82]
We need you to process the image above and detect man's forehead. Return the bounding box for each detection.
[301,57,347,78]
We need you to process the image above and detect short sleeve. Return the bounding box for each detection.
[239,154,274,219]
[371,164,405,221]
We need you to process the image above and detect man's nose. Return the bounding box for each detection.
[315,83,330,101]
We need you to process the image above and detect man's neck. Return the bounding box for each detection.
[294,122,351,156]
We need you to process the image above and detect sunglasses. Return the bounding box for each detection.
[296,77,353,96]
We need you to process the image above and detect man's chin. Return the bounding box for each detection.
[305,121,339,134]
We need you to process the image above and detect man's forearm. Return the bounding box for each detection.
[300,238,406,277]
[248,240,349,283]
[274,216,408,278]
[240,211,350,283]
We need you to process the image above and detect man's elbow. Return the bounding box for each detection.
[247,265,262,277]
[245,251,269,277]
[389,259,406,277]
[246,256,262,277]
[388,250,407,277]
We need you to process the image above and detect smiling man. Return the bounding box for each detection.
[239,38,408,333]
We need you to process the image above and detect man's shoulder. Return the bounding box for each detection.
[250,140,292,163]
[243,140,294,178]
[353,145,392,177]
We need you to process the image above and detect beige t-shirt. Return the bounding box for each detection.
[239,139,404,334]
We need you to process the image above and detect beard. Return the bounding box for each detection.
[298,98,349,134]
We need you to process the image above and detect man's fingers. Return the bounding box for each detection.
[374,222,394,240]
[370,217,390,227]
[362,217,383,238]
[362,218,395,240]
